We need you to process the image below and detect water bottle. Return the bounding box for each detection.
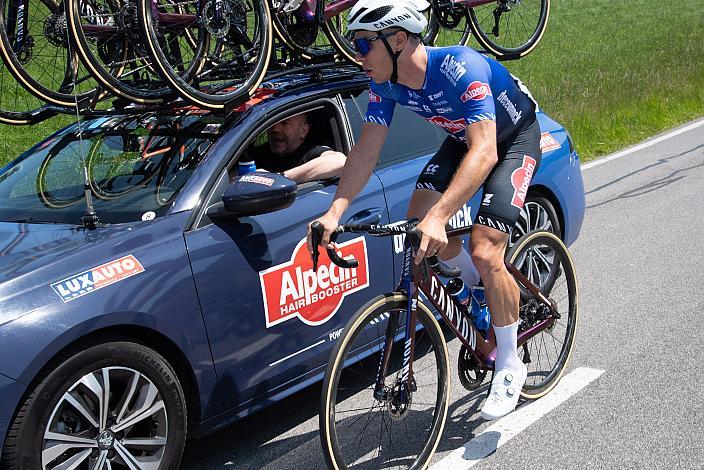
[447,277,470,309]
[470,285,491,334]
[238,160,257,175]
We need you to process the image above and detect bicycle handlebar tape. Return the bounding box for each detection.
[429,256,462,279]
[327,229,359,269]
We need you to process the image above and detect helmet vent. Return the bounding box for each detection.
[360,5,393,23]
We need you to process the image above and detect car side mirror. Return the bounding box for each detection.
[207,172,298,219]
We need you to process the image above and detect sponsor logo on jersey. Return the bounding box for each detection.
[510,155,537,208]
[497,90,523,125]
[461,81,492,102]
[540,132,561,153]
[424,164,440,175]
[51,255,145,303]
[439,54,467,84]
[408,90,422,100]
[436,107,454,114]
[407,99,419,105]
[427,116,467,134]
[429,91,444,100]
[369,90,382,103]
[482,193,494,206]
[239,174,275,186]
[260,237,369,328]
[373,12,412,29]
[423,105,431,112]
[406,105,424,112]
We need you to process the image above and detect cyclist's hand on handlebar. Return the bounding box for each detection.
[307,213,339,256]
[414,215,448,265]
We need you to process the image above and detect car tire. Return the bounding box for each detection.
[1,341,187,469]
[510,194,562,249]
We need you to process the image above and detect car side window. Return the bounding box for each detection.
[342,89,446,167]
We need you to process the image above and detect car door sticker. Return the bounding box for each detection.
[51,254,145,303]
[540,132,561,153]
[259,237,369,328]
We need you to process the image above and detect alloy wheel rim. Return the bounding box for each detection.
[42,366,168,469]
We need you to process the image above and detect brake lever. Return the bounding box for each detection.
[310,221,323,271]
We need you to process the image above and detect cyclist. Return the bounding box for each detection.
[307,0,541,420]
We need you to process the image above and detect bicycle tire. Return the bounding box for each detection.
[321,1,356,64]
[468,0,549,58]
[67,0,172,103]
[320,293,450,470]
[506,230,578,399]
[271,0,336,60]
[138,0,272,110]
[0,58,55,124]
[0,0,97,107]
[423,1,471,47]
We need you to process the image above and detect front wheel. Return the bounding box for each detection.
[506,230,578,399]
[320,293,450,469]
[1,341,187,469]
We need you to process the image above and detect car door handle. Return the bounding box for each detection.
[345,208,382,226]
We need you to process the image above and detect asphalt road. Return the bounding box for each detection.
[181,119,704,469]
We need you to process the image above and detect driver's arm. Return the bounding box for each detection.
[282,150,347,183]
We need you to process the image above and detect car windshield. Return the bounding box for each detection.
[0,112,224,224]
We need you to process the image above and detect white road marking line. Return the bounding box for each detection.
[581,118,704,170]
[430,367,605,470]
[269,339,326,367]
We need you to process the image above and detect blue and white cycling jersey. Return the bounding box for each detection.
[364,46,538,143]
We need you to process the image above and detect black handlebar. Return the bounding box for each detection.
[310,219,462,279]
[310,221,359,271]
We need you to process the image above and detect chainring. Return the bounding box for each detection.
[457,345,487,391]
[434,4,468,29]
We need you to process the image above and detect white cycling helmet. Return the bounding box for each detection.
[347,0,429,34]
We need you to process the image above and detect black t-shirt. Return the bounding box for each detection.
[251,140,332,173]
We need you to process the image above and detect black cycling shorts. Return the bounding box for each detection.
[415,117,542,234]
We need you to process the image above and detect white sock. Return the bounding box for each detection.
[443,248,480,287]
[493,321,522,371]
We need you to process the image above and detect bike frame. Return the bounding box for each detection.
[372,225,558,403]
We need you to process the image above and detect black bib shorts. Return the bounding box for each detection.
[415,116,542,234]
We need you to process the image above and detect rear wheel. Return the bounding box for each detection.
[468,0,549,58]
[0,341,187,469]
[320,293,450,469]
[506,230,578,399]
[423,1,471,47]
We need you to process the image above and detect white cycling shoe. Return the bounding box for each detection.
[480,363,527,420]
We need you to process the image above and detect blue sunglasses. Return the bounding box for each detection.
[353,31,398,56]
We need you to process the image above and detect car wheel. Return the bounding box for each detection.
[1,341,187,469]
[509,194,562,249]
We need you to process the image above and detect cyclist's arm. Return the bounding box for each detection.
[327,122,387,218]
[415,120,497,262]
[308,122,388,252]
[429,120,497,223]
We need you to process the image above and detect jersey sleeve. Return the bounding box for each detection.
[450,51,497,125]
[363,82,396,127]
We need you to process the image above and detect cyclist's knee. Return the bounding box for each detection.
[470,226,508,276]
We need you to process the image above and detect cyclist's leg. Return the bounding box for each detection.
[471,116,542,419]
[409,135,480,285]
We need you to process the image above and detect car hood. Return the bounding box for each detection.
[0,221,139,326]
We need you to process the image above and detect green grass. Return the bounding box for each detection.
[1,0,702,166]
[500,0,704,160]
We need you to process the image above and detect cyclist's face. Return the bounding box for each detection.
[267,115,309,155]
[354,31,397,83]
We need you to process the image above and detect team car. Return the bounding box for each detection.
[0,65,585,469]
